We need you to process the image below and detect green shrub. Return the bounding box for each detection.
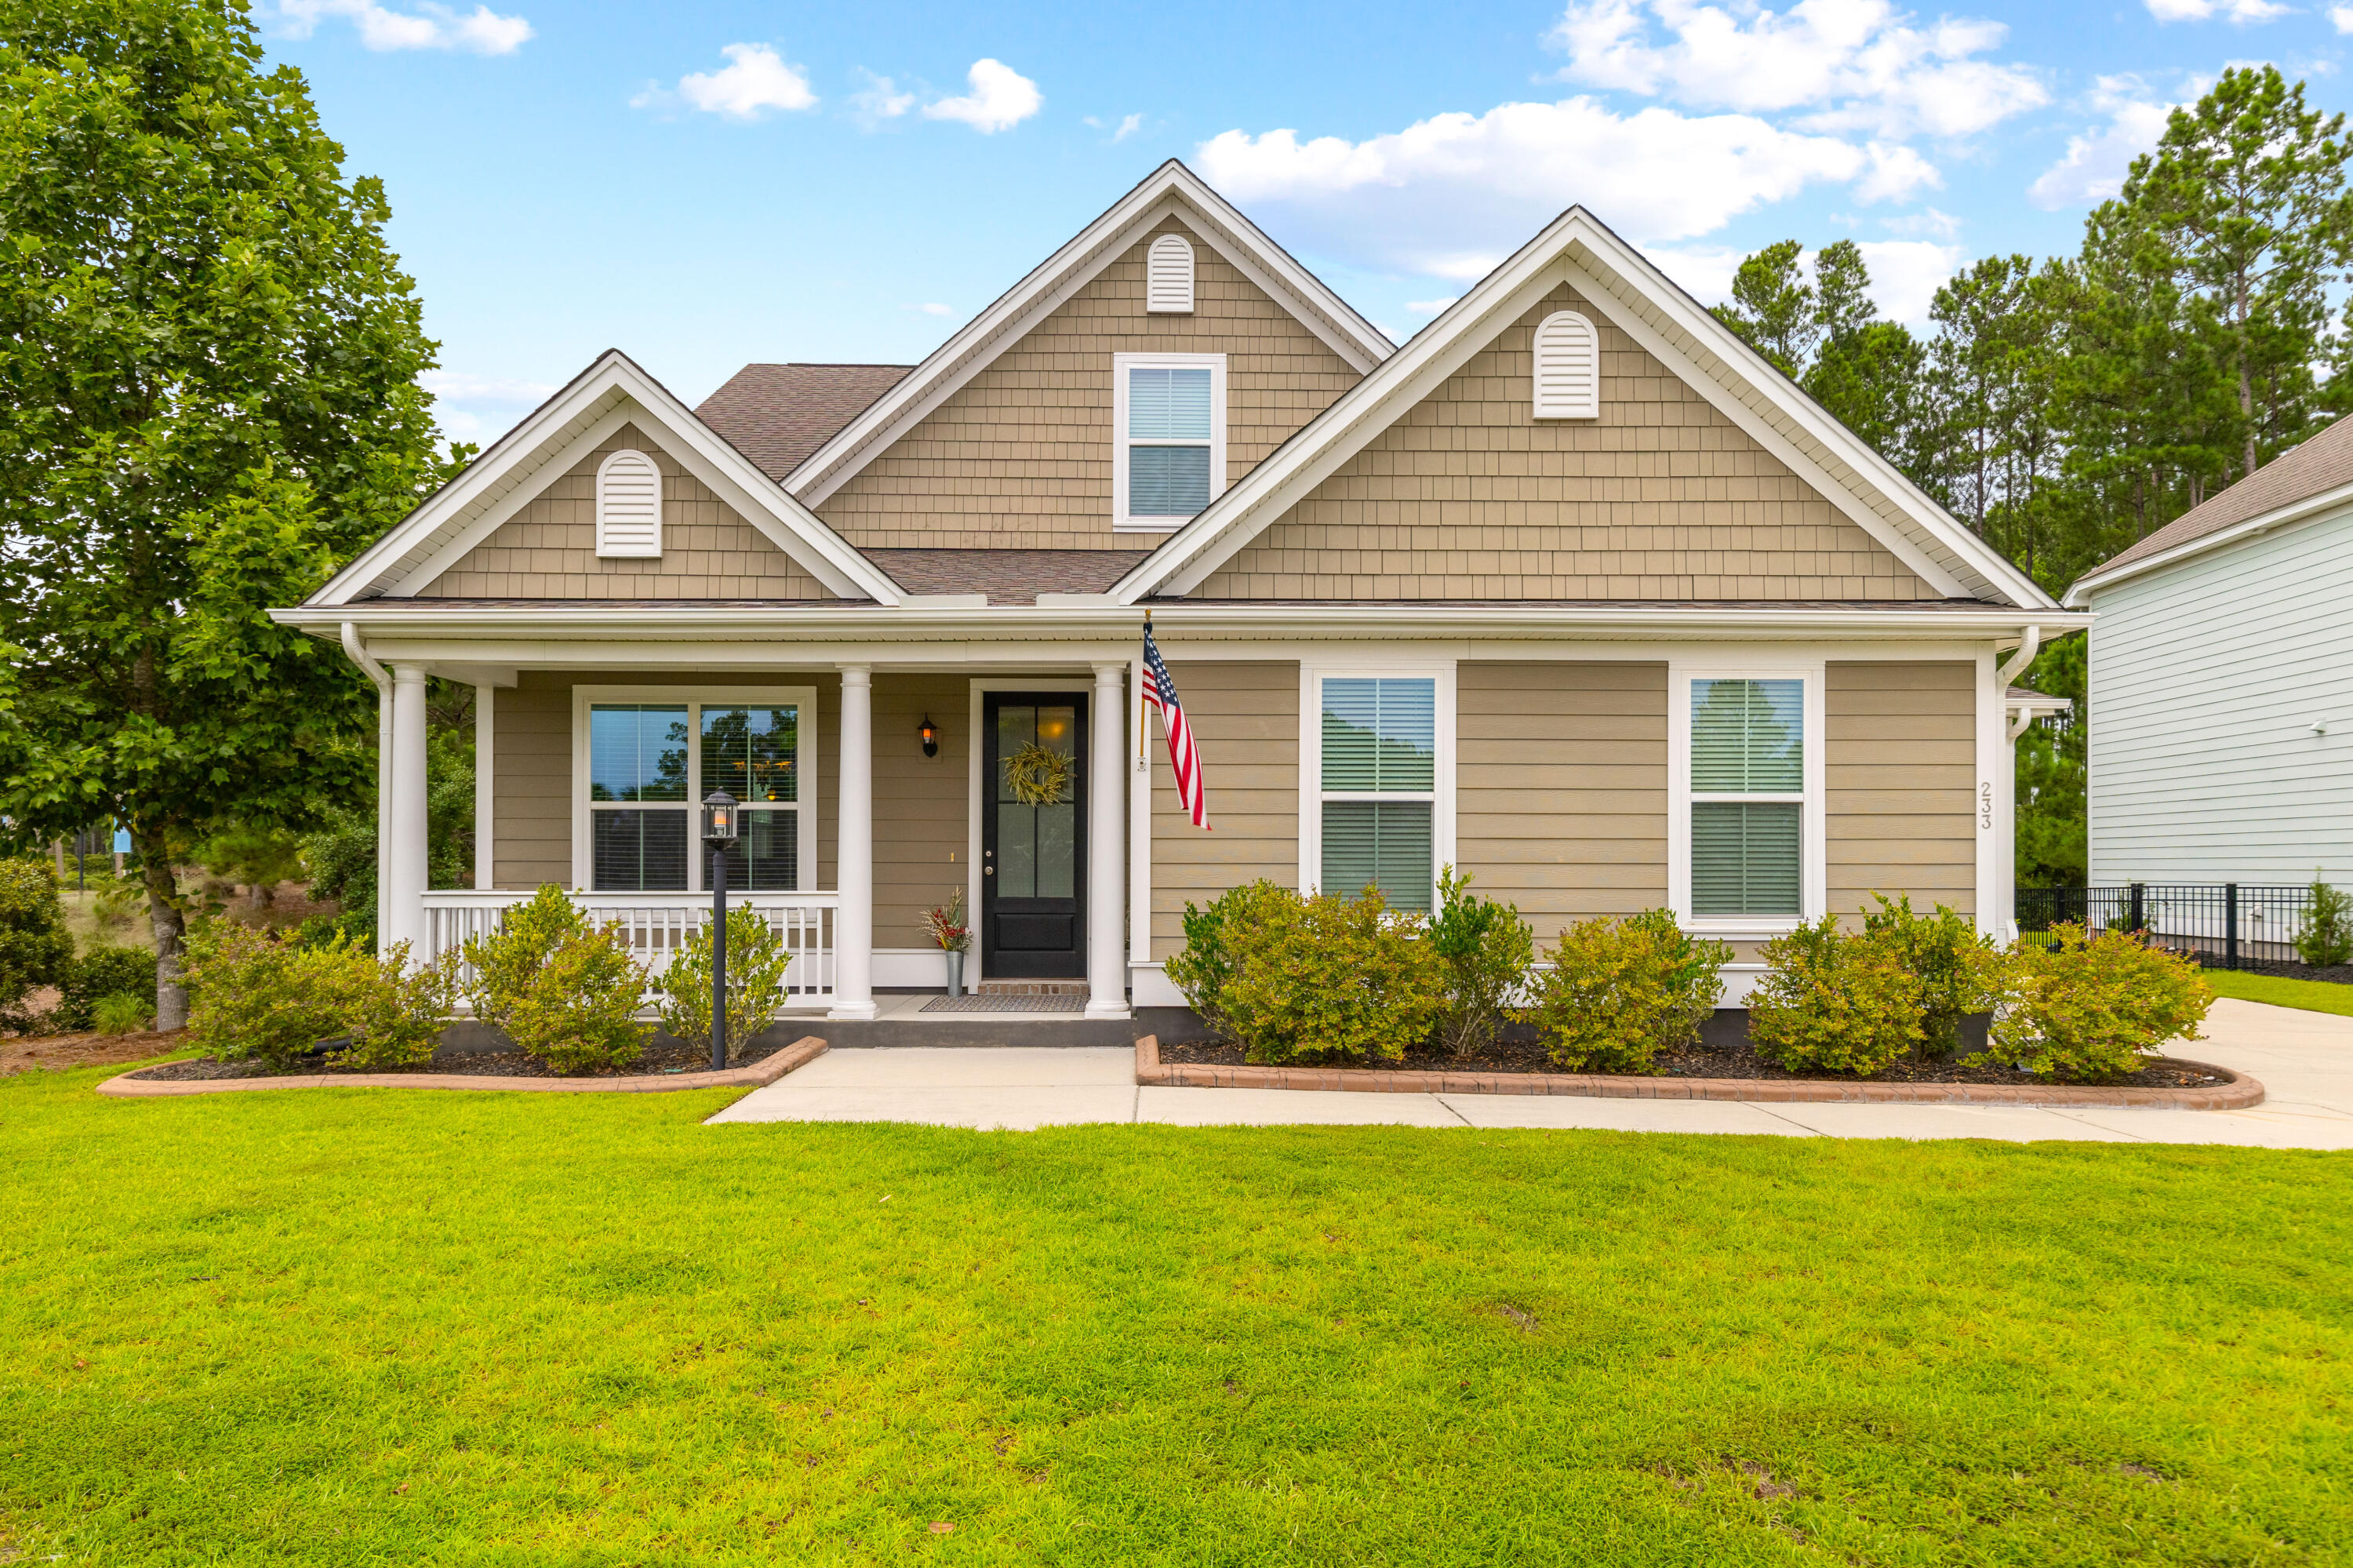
[1530,910,1727,1073]
[1217,884,1445,1065]
[90,992,154,1035]
[2299,875,2353,968]
[54,946,158,1032]
[460,884,593,1034]
[1166,879,1303,1045]
[324,944,461,1070]
[1862,893,2009,1059]
[0,858,73,1030]
[1748,915,1926,1077]
[504,925,647,1074]
[1982,921,2213,1081]
[295,909,375,951]
[182,924,455,1069]
[657,907,793,1063]
[1427,866,1534,1057]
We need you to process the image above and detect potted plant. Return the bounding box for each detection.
[924,889,972,995]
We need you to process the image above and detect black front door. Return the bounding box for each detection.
[981,692,1087,979]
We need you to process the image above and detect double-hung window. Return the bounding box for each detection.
[1311,675,1441,916]
[1114,352,1224,529]
[580,689,816,893]
[1680,675,1813,923]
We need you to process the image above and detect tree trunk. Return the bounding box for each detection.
[135,823,188,1031]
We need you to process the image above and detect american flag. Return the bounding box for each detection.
[1141,621,1210,829]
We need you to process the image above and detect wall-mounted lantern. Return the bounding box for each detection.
[919,715,940,758]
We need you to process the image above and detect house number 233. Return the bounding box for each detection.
[1979,781,1994,829]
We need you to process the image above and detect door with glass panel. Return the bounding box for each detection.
[587,699,803,892]
[980,693,1087,978]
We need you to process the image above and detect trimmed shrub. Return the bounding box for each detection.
[460,884,593,1034]
[1983,921,2213,1082]
[0,858,73,1031]
[1217,884,1445,1065]
[1530,910,1727,1074]
[91,993,155,1035]
[325,944,461,1070]
[1862,893,2009,1059]
[1166,879,1304,1045]
[1427,866,1535,1057]
[53,945,159,1033]
[657,907,793,1063]
[2299,875,2353,968]
[1748,916,1926,1077]
[504,925,647,1074]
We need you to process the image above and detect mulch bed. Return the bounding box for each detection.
[126,1038,791,1084]
[1154,1035,2230,1090]
[2200,957,2353,986]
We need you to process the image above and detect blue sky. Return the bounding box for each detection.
[256,0,2353,446]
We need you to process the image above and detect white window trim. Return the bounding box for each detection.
[1667,660,1824,937]
[593,447,664,559]
[569,685,819,894]
[1297,661,1456,913]
[1112,351,1226,533]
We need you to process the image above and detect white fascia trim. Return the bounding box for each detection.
[2063,482,2353,606]
[785,164,1391,508]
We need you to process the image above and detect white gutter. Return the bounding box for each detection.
[340,621,393,955]
[1995,624,2042,689]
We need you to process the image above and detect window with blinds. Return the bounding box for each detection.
[1532,310,1598,420]
[584,698,806,893]
[1319,676,1435,914]
[595,448,663,557]
[1688,678,1803,917]
[1115,355,1223,528]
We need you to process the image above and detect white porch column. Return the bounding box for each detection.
[386,664,430,963]
[1087,660,1131,1019]
[831,665,878,1020]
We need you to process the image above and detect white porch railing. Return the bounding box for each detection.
[420,890,838,1007]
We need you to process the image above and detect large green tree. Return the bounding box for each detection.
[0,0,446,1025]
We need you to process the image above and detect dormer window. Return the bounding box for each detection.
[1113,353,1225,530]
[1532,310,1599,420]
[1146,234,1195,313]
[595,448,663,558]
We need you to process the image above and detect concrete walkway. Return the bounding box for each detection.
[706,998,2353,1146]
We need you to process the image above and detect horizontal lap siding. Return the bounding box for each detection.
[1151,662,1297,958]
[1825,661,1975,922]
[1197,284,1938,602]
[871,675,967,948]
[816,216,1359,552]
[422,424,832,599]
[1457,662,1668,940]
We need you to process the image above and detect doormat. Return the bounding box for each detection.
[920,993,1089,1014]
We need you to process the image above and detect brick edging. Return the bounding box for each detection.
[1131,1036,2264,1109]
[95,1036,829,1099]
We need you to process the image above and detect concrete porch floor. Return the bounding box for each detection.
[707,998,2353,1146]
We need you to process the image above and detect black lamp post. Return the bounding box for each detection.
[700,791,739,1071]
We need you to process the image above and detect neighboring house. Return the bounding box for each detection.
[2068,417,2353,887]
[271,162,2079,1022]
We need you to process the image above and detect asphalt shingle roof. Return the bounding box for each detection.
[696,362,913,484]
[2086,416,2353,580]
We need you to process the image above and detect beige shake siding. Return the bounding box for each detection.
[815,216,1362,552]
[421,424,835,599]
[1196,284,1940,602]
[1150,661,1298,958]
[1825,661,1977,921]
[1455,662,1670,940]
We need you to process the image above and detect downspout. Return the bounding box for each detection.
[1992,625,2044,944]
[341,622,394,955]
[1998,625,2043,743]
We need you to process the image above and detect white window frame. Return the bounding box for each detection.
[1112,351,1226,533]
[593,447,664,558]
[569,686,819,893]
[1298,661,1456,914]
[1667,660,1824,937]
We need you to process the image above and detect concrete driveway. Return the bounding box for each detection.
[706,998,2353,1146]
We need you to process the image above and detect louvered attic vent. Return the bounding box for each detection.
[595,448,663,558]
[1532,310,1599,420]
[1146,234,1195,314]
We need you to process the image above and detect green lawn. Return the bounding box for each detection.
[2,1062,2348,1565]
[2204,969,2353,1017]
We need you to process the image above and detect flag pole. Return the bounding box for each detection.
[1136,609,1151,766]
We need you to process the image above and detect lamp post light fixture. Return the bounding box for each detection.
[919,715,939,758]
[700,791,739,1071]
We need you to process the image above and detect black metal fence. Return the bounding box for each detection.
[2016,883,2315,971]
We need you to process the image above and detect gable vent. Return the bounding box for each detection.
[1146,234,1195,314]
[595,448,663,558]
[1532,310,1599,420]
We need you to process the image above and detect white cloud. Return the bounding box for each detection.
[1854,238,1963,324]
[1878,206,1961,237]
[644,44,818,122]
[1547,0,2047,140]
[2146,0,2289,21]
[923,59,1042,133]
[1198,97,1883,278]
[1113,112,1144,143]
[850,69,916,126]
[904,302,955,316]
[2028,76,2177,209]
[1853,140,1940,202]
[1642,244,1747,304]
[275,0,531,54]
[2336,4,2353,29]
[1406,297,1460,314]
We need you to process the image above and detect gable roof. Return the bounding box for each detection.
[2066,416,2353,602]
[305,350,904,607]
[782,159,1395,508]
[1111,206,2057,611]
[698,363,912,483]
